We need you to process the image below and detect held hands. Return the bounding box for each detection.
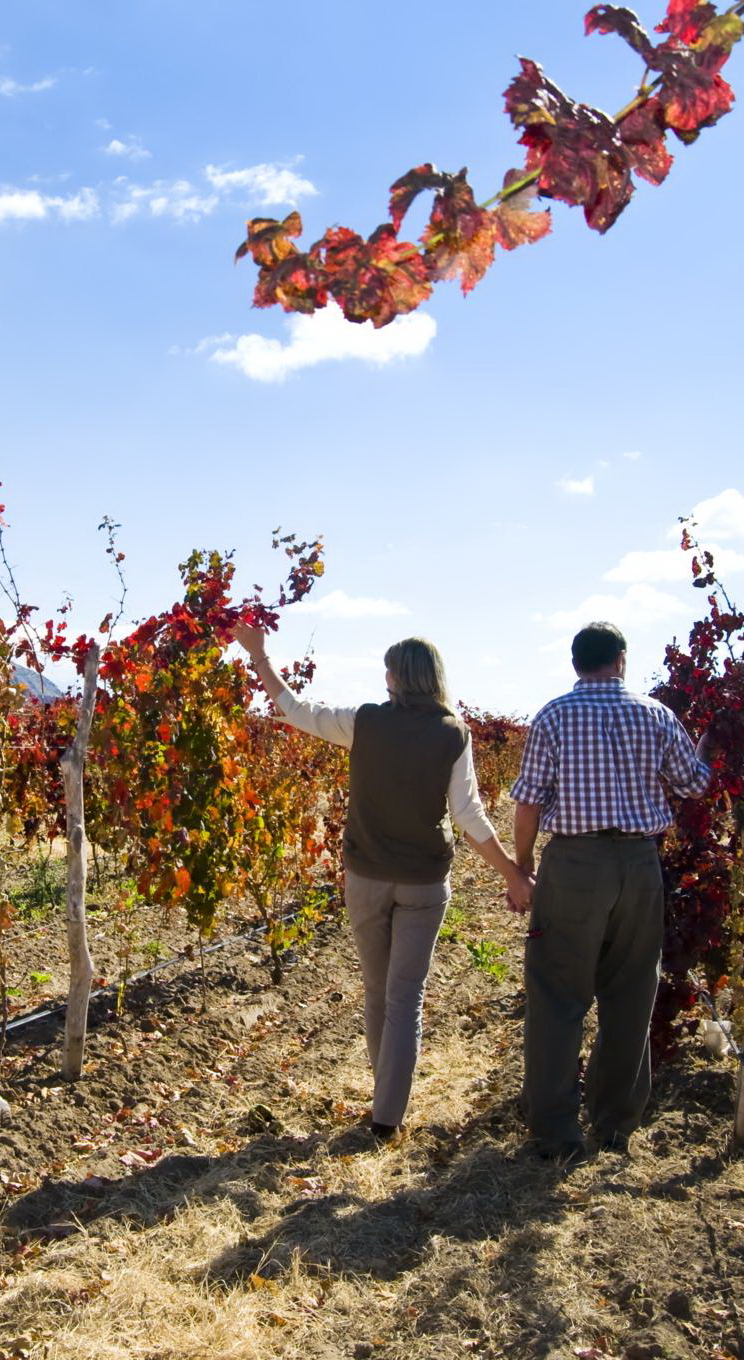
[505,863,535,915]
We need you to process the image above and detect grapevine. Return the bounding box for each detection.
[652,520,744,1053]
[235,0,743,328]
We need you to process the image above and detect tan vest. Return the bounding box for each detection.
[343,702,468,883]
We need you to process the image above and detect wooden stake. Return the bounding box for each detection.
[60,642,100,1082]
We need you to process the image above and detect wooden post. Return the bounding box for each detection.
[60,642,100,1082]
[735,804,744,1149]
[735,1060,744,1147]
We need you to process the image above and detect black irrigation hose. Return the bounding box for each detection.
[5,896,338,1037]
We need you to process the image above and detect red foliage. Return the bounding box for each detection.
[651,523,744,1053]
[234,0,741,327]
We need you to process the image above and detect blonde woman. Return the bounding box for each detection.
[233,624,533,1140]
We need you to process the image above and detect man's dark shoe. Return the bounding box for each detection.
[597,1131,630,1153]
[536,1139,587,1165]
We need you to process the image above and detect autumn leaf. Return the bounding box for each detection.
[656,0,717,45]
[617,97,674,184]
[235,212,303,268]
[585,5,656,62]
[388,163,452,232]
[254,254,328,314]
[174,866,191,895]
[493,170,552,249]
[693,12,744,56]
[421,170,500,293]
[503,58,634,232]
[656,51,736,138]
[314,223,432,326]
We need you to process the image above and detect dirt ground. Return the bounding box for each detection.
[1,821,743,1360]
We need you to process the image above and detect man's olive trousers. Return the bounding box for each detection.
[523,833,664,1148]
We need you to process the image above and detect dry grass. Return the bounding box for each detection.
[2,838,744,1360]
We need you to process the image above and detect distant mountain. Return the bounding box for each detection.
[11,664,65,704]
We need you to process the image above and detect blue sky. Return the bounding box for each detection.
[1,0,743,719]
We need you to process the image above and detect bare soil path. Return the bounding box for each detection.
[1,839,743,1360]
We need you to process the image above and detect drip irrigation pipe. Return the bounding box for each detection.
[4,898,336,1037]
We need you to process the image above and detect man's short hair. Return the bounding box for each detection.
[571,622,627,673]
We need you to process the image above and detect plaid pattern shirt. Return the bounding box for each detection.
[510,678,710,836]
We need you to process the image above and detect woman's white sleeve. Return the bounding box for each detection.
[273,685,356,750]
[448,736,496,841]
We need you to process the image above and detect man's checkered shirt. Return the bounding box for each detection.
[510,678,710,836]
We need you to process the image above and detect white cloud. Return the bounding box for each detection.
[110,177,218,223]
[56,187,99,221]
[557,475,595,496]
[207,305,437,382]
[623,449,642,460]
[103,136,152,162]
[293,590,410,620]
[0,74,56,97]
[682,487,744,542]
[538,583,686,632]
[0,185,99,223]
[0,189,46,222]
[607,489,744,585]
[169,332,235,357]
[605,545,744,585]
[605,549,691,585]
[205,161,318,206]
[0,154,317,231]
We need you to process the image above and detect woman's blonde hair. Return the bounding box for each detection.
[384,637,453,711]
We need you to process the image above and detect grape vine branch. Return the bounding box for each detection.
[234,0,743,328]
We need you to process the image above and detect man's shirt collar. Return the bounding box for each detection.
[572,677,626,693]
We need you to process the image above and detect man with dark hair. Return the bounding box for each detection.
[510,621,713,1163]
[571,622,626,674]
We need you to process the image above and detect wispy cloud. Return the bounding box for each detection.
[0,186,99,223]
[623,449,642,461]
[110,178,218,224]
[204,306,437,382]
[538,583,686,632]
[0,74,56,97]
[557,475,595,496]
[205,160,317,206]
[294,590,411,620]
[103,136,152,162]
[1,157,319,231]
[169,333,235,358]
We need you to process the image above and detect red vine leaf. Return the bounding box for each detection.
[314,224,432,326]
[585,5,656,62]
[656,50,736,139]
[492,171,552,249]
[421,171,500,293]
[617,97,674,184]
[655,0,717,45]
[388,164,452,232]
[504,58,634,232]
[253,255,328,314]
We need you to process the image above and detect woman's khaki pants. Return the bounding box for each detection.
[344,867,450,1127]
